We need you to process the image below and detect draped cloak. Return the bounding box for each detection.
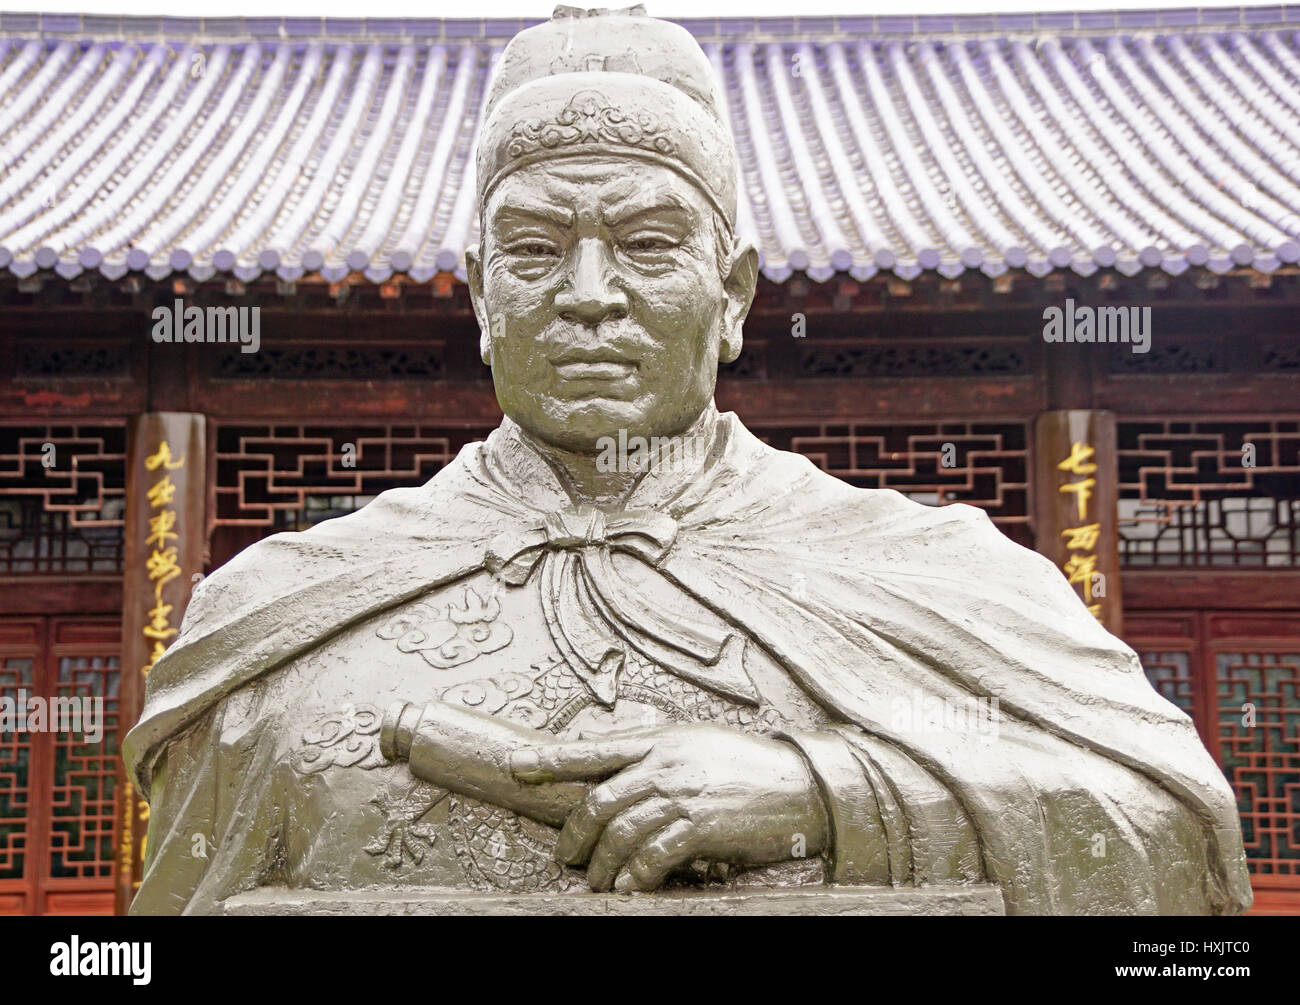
[123,411,1252,915]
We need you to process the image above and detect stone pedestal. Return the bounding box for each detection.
[224,885,1005,916]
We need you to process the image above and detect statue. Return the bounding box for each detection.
[124,6,1252,915]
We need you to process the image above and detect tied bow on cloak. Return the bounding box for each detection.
[124,412,1252,914]
[484,504,755,707]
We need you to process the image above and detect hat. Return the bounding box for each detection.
[476,5,738,229]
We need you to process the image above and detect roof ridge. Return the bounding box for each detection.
[2,8,1299,43]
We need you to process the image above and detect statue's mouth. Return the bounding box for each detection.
[550,350,639,383]
[552,360,637,381]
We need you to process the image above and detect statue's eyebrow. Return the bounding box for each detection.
[603,192,693,229]
[490,197,575,229]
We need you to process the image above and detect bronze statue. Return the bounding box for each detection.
[124,6,1251,915]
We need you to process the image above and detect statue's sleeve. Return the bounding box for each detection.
[130,683,282,915]
[779,728,984,886]
[787,718,1231,913]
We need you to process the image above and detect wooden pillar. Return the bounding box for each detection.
[1033,410,1124,636]
[114,412,206,915]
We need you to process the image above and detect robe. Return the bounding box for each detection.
[123,408,1252,915]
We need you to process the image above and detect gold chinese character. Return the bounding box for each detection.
[146,546,181,590]
[1086,603,1103,621]
[1062,553,1099,602]
[145,508,178,548]
[1057,441,1097,476]
[146,475,176,508]
[1059,478,1095,521]
[142,600,177,642]
[145,441,185,471]
[1061,523,1102,551]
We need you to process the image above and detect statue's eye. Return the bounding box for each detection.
[508,241,561,258]
[624,236,675,254]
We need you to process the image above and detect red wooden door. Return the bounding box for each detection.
[1129,611,1300,913]
[0,616,119,915]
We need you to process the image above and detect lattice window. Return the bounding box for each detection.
[1106,339,1224,374]
[213,421,1032,548]
[212,346,444,380]
[1217,651,1300,877]
[1104,334,1300,375]
[755,421,1032,548]
[214,424,498,530]
[0,424,126,574]
[1137,642,1300,879]
[0,619,119,914]
[17,344,130,379]
[1118,420,1300,566]
[798,341,1029,378]
[0,653,35,882]
[1138,650,1196,716]
[47,655,119,881]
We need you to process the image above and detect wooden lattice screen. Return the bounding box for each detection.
[1132,612,1300,885]
[0,423,126,574]
[753,419,1033,547]
[0,617,119,915]
[1117,419,1300,567]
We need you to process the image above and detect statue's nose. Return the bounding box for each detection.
[554,238,629,326]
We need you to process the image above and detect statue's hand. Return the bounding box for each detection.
[381,699,589,827]
[510,723,829,892]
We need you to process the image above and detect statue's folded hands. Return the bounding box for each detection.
[381,702,833,893]
[509,723,830,892]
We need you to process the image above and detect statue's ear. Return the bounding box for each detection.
[466,243,491,366]
[719,238,758,365]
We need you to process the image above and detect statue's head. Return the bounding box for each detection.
[467,5,759,453]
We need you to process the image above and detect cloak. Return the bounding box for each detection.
[124,411,1252,914]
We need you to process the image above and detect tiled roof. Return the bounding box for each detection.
[2,10,1300,284]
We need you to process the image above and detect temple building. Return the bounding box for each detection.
[0,7,1297,914]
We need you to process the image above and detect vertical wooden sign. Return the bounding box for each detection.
[1034,410,1124,636]
[114,413,206,915]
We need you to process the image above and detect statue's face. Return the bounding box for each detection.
[468,157,756,454]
